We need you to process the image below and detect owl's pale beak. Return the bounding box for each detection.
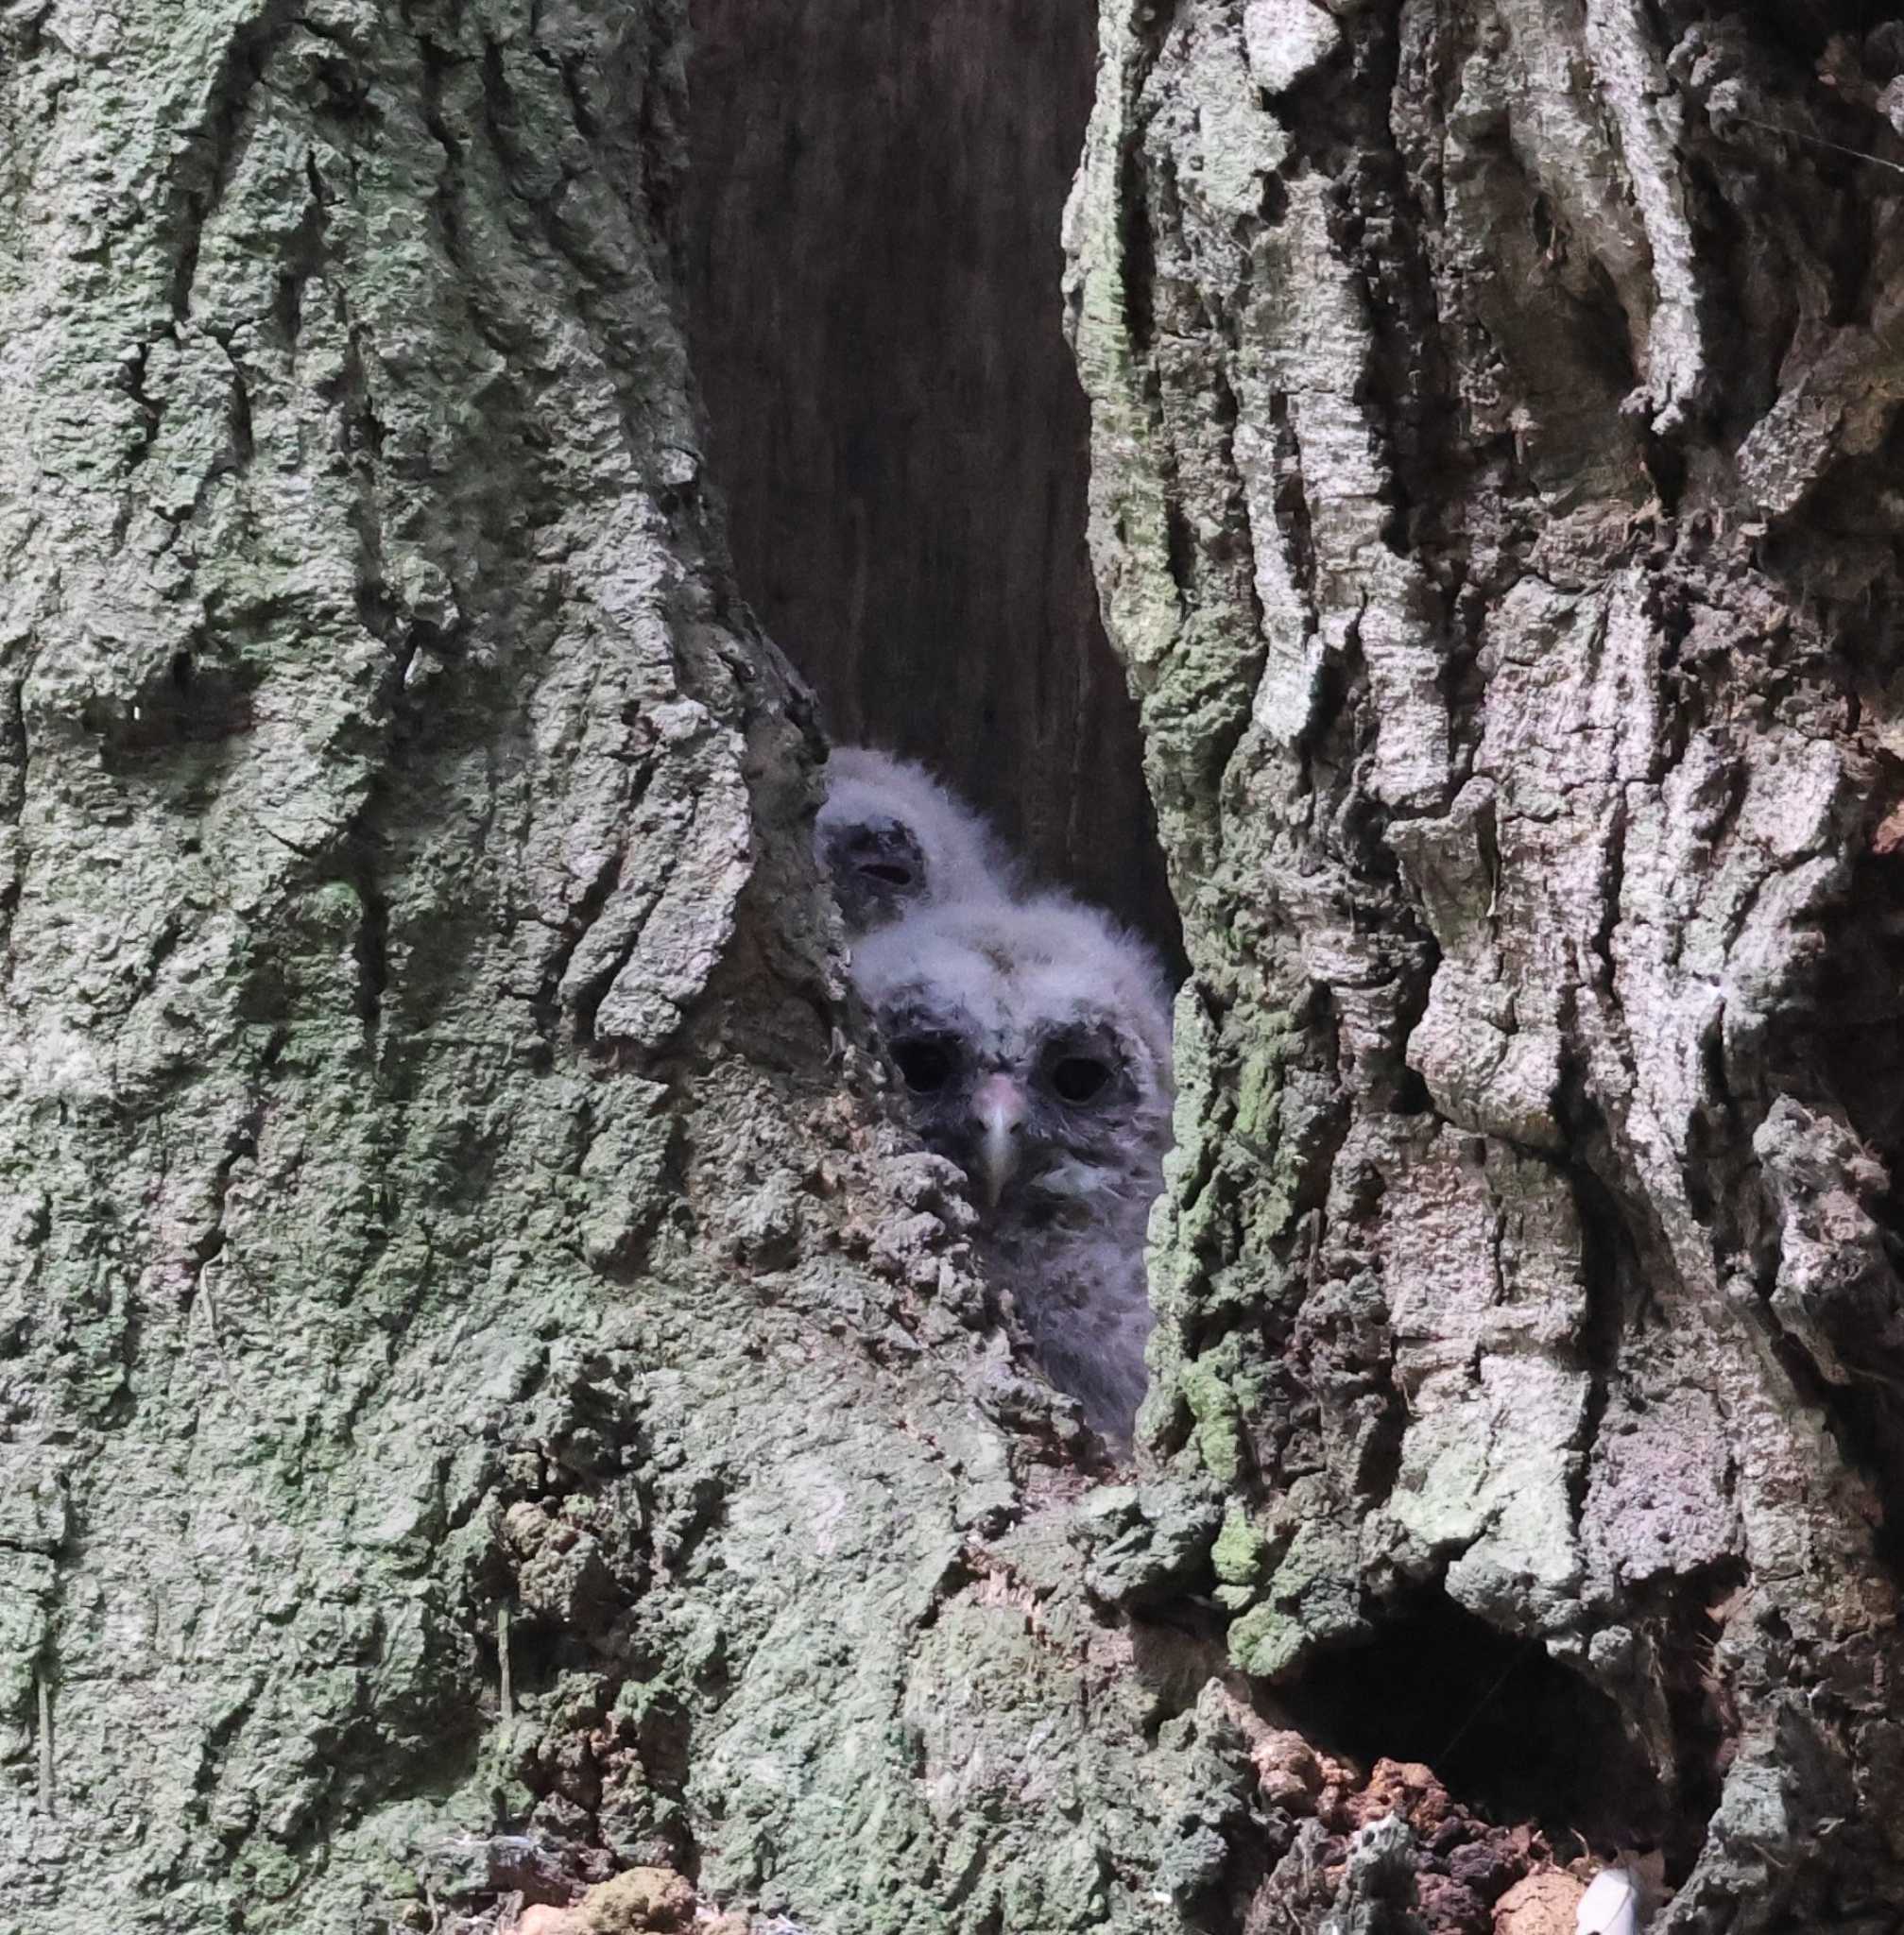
[971,1073,1026,1208]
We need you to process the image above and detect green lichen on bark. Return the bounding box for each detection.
[1068,0,1904,1922]
[0,6,1339,1932]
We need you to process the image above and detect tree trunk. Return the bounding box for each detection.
[0,7,1209,1933]
[1066,0,1904,1926]
[6,2,1901,1934]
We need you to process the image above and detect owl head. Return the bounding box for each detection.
[848,895,1174,1231]
[815,747,1017,935]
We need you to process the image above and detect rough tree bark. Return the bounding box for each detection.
[5,3,1901,1935]
[1066,0,1904,1926]
[0,6,1217,1933]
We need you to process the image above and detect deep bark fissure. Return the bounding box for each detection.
[165,2,307,323]
[683,0,1175,951]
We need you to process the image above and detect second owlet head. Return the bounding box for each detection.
[849,894,1175,1441]
[815,747,1016,935]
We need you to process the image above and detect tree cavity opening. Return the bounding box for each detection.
[681,0,1175,955]
[1276,1595,1691,1871]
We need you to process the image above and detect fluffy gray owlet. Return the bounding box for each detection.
[849,895,1175,1441]
[815,747,1016,934]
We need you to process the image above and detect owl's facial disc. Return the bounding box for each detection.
[882,1019,1018,1205]
[878,996,1153,1227]
[821,814,929,930]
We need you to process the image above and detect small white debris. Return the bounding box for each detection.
[1577,1866,1641,1935]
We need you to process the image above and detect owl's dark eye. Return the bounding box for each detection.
[1050,1054,1112,1104]
[893,1036,957,1094]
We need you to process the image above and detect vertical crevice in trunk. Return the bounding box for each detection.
[682,0,1176,953]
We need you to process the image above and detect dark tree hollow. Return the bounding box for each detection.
[682,0,1179,956]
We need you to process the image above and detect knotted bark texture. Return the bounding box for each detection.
[1069,0,1904,1924]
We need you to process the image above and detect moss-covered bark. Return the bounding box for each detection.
[1068,0,1904,1926]
[12,2,1900,1931]
[0,6,1226,1931]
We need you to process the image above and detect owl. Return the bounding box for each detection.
[815,747,1017,935]
[849,894,1175,1441]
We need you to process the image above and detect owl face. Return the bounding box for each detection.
[818,806,928,933]
[815,748,1015,934]
[849,899,1173,1229]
